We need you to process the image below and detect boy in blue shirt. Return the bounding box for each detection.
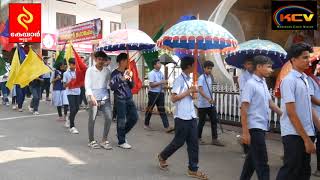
[197,60,224,146]
[276,43,320,180]
[240,55,282,180]
[157,56,208,180]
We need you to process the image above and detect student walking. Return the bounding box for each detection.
[51,62,69,121]
[63,59,81,134]
[144,58,173,132]
[29,76,43,115]
[239,56,282,180]
[197,60,224,146]
[276,43,320,180]
[157,56,208,180]
[85,51,113,150]
[110,53,138,149]
[238,58,254,156]
[307,64,320,177]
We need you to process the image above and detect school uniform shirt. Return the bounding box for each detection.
[239,70,252,101]
[198,74,213,108]
[62,69,81,95]
[0,75,8,82]
[52,70,69,106]
[42,72,51,79]
[241,74,271,131]
[85,66,110,101]
[280,70,315,137]
[148,69,164,93]
[172,72,197,120]
[52,70,65,91]
[308,76,320,115]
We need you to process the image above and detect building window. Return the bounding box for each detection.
[110,22,121,32]
[56,12,76,29]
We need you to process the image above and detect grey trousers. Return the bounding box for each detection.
[88,99,112,142]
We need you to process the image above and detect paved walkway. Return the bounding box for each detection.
[0,98,319,180]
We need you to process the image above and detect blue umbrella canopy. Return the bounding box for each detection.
[225,39,287,69]
[157,20,238,55]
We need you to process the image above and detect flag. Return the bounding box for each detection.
[0,57,7,76]
[6,48,21,90]
[65,43,74,66]
[129,59,142,94]
[152,23,166,41]
[142,23,166,70]
[54,43,66,69]
[67,46,87,89]
[14,48,51,88]
[17,44,26,64]
[0,20,14,51]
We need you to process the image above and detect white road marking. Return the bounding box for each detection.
[0,110,86,121]
[0,147,86,164]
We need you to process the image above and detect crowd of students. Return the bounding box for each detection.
[1,42,320,180]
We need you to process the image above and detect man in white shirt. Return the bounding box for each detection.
[85,51,113,150]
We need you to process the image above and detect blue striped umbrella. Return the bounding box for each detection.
[225,39,287,69]
[157,20,238,55]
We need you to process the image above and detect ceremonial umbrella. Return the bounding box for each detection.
[157,19,238,134]
[157,19,238,84]
[98,29,155,52]
[97,29,156,94]
[225,39,287,69]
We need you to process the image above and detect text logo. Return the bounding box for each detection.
[272,1,317,30]
[9,3,41,43]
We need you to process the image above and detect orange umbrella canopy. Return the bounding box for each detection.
[274,47,320,97]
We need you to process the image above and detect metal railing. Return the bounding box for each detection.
[132,84,281,132]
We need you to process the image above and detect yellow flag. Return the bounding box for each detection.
[6,48,20,90]
[65,43,74,66]
[14,48,51,88]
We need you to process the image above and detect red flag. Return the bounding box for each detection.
[68,46,87,89]
[129,59,142,94]
[0,20,14,51]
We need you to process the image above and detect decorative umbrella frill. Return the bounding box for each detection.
[157,20,238,55]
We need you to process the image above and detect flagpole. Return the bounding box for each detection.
[193,42,198,86]
[126,44,131,71]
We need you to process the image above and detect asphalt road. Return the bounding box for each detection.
[0,98,319,180]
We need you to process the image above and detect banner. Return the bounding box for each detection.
[58,18,102,44]
[42,33,57,50]
[57,41,93,53]
[9,3,41,42]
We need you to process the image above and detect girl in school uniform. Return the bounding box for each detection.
[51,62,69,121]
